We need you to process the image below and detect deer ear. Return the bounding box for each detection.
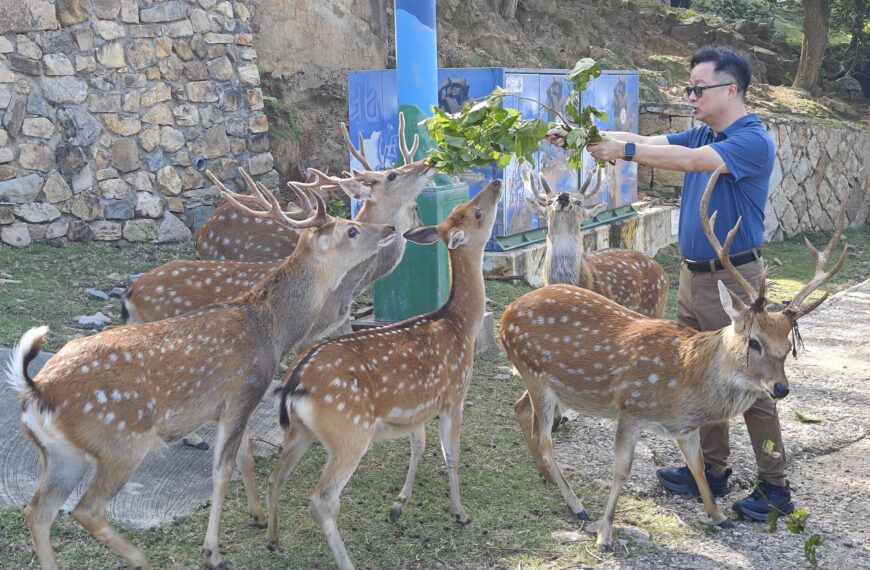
[717,281,748,324]
[446,229,467,250]
[313,220,337,251]
[525,196,546,215]
[338,179,373,202]
[584,204,606,219]
[403,225,440,245]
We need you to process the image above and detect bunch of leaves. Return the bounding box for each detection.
[423,58,608,174]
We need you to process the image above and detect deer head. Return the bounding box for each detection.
[524,165,607,238]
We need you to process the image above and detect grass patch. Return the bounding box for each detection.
[1,225,868,568]
[264,98,301,141]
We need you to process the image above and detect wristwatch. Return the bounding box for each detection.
[623,142,636,162]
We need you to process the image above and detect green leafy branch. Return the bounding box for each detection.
[422,58,608,174]
[762,439,823,566]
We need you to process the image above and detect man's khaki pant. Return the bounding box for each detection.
[676,257,787,486]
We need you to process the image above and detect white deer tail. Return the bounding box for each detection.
[5,326,49,404]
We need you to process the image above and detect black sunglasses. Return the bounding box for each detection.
[684,83,735,98]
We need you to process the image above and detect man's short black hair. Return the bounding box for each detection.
[691,45,752,96]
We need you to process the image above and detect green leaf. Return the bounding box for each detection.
[795,411,822,423]
[785,509,809,534]
[804,534,823,567]
[762,439,781,459]
[766,510,779,533]
[566,58,602,91]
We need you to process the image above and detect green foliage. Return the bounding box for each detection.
[264,98,299,141]
[785,508,809,533]
[804,534,823,567]
[762,438,781,459]
[794,411,822,423]
[689,0,775,20]
[422,59,606,174]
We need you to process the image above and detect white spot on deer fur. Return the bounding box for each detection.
[112,390,122,402]
[337,402,346,411]
[83,402,93,412]
[649,373,659,384]
[668,379,678,388]
[104,412,115,424]
[95,390,107,404]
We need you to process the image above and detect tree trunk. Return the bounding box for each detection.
[501,0,519,19]
[846,0,865,75]
[792,0,830,91]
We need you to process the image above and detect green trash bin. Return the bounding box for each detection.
[373,181,470,322]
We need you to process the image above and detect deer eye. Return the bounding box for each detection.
[347,226,359,238]
[748,338,761,351]
[387,172,398,181]
[474,208,482,220]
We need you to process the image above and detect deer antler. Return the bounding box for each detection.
[398,111,420,164]
[521,167,553,204]
[206,169,328,229]
[783,198,849,319]
[579,165,604,200]
[340,121,373,170]
[699,165,759,302]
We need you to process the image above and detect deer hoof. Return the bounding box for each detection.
[575,510,591,521]
[455,514,472,526]
[183,439,210,451]
[717,519,736,529]
[598,542,613,553]
[207,564,227,570]
[266,539,278,552]
[388,506,403,523]
[250,516,267,529]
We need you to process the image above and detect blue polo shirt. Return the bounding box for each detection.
[667,114,774,261]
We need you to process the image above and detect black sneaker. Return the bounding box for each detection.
[733,480,794,522]
[656,464,732,498]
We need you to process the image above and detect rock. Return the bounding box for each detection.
[157,166,183,195]
[135,191,165,218]
[100,178,134,200]
[191,125,230,159]
[237,64,260,86]
[43,171,73,203]
[14,202,61,223]
[208,56,234,81]
[110,287,126,298]
[16,36,42,60]
[56,107,101,147]
[173,104,200,126]
[166,196,184,212]
[70,190,103,221]
[0,148,12,163]
[1,222,31,247]
[95,21,126,41]
[19,143,54,173]
[75,29,94,51]
[187,80,218,102]
[127,39,157,70]
[249,114,268,133]
[45,219,69,239]
[96,42,126,69]
[190,9,211,33]
[22,117,55,139]
[120,0,139,23]
[0,164,15,181]
[104,199,136,220]
[139,126,161,152]
[123,218,159,241]
[103,114,142,136]
[2,93,26,136]
[0,173,43,203]
[247,152,274,176]
[56,144,87,177]
[140,1,187,22]
[57,0,88,26]
[157,212,192,242]
[160,126,186,152]
[72,166,95,193]
[85,288,110,301]
[141,82,171,108]
[73,311,113,329]
[42,54,74,76]
[245,88,263,111]
[142,104,174,125]
[66,219,93,242]
[93,0,122,19]
[90,220,122,240]
[0,204,15,224]
[40,76,88,104]
[111,138,140,173]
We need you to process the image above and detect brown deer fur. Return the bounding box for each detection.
[502,166,848,551]
[7,180,398,570]
[264,181,502,570]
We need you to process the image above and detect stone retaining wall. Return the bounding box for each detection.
[638,104,869,241]
[0,0,277,248]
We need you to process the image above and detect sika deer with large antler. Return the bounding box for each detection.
[523,165,669,317]
[264,180,503,570]
[501,165,848,551]
[6,178,398,570]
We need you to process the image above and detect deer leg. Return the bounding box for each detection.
[593,419,641,552]
[265,422,314,551]
[676,430,732,528]
[71,458,150,569]
[389,424,426,523]
[528,386,589,520]
[202,415,249,570]
[235,430,266,528]
[25,439,89,570]
[514,391,553,481]
[310,440,369,570]
[438,407,470,525]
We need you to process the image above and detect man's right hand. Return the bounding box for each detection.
[546,125,568,148]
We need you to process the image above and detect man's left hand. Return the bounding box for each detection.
[587,139,626,162]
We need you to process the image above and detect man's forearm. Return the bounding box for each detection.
[634,143,724,172]
[601,131,656,144]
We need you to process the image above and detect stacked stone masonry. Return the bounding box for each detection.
[638,103,869,242]
[0,0,277,247]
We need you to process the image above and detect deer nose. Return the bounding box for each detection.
[773,383,789,399]
[556,193,570,206]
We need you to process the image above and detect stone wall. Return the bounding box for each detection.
[0,0,277,248]
[637,104,870,241]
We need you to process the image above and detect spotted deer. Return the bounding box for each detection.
[194,112,423,262]
[523,165,669,316]
[501,166,848,551]
[6,178,399,570]
[264,180,503,570]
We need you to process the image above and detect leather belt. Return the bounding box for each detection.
[684,248,762,273]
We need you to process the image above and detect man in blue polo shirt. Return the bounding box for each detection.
[547,45,793,522]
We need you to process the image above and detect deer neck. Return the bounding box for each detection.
[439,245,486,333]
[683,328,765,421]
[237,245,329,360]
[357,202,415,281]
[544,233,584,286]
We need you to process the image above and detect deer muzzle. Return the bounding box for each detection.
[772,382,790,399]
